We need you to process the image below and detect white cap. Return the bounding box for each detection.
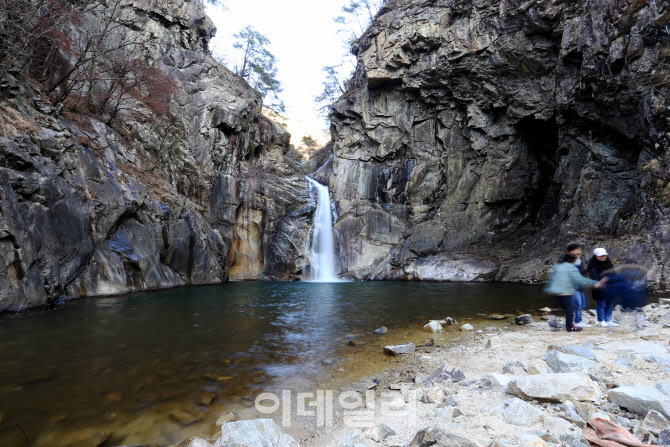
[594,248,608,257]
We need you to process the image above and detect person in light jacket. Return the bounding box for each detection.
[545,253,608,332]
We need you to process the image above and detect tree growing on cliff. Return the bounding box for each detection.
[314,0,387,120]
[301,135,319,157]
[0,0,87,79]
[233,26,285,113]
[314,65,349,117]
[334,0,387,44]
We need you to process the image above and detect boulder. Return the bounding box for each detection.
[545,350,610,377]
[616,343,670,366]
[426,363,466,386]
[460,324,474,331]
[383,343,416,355]
[216,420,299,447]
[542,416,578,438]
[374,327,388,334]
[548,344,600,362]
[498,397,544,426]
[515,315,534,325]
[409,427,480,447]
[365,423,395,442]
[643,410,670,435]
[424,321,443,332]
[507,372,603,402]
[444,317,458,325]
[609,383,670,419]
[482,373,516,390]
[615,354,649,369]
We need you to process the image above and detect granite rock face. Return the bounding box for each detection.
[0,0,313,311]
[326,0,670,286]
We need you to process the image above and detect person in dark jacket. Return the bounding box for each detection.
[600,261,649,331]
[587,247,616,327]
[561,243,590,327]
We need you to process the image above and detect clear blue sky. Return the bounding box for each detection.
[206,0,354,129]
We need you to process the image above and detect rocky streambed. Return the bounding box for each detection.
[178,300,670,447]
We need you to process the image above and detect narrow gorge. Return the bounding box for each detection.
[1,0,669,313]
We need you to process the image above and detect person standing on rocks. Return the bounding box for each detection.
[561,243,591,328]
[601,260,649,331]
[545,253,608,332]
[587,247,617,327]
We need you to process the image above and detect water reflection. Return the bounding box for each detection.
[0,281,544,446]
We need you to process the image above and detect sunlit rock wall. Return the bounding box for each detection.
[328,0,670,288]
[0,0,313,311]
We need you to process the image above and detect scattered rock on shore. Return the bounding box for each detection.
[608,383,670,418]
[218,419,299,447]
[515,314,534,325]
[545,350,611,377]
[384,342,416,355]
[424,321,443,332]
[497,397,544,426]
[365,423,395,441]
[426,363,466,385]
[643,410,670,435]
[507,372,603,402]
[409,427,480,447]
[616,342,670,366]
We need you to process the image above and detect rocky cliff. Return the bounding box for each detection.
[0,0,314,311]
[327,0,670,288]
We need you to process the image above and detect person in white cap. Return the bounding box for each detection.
[587,247,617,327]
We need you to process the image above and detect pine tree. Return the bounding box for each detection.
[315,1,387,118]
[301,135,319,157]
[233,26,285,113]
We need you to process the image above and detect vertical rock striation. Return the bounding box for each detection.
[0,0,313,311]
[327,0,670,287]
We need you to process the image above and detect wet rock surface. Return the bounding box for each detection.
[324,0,670,287]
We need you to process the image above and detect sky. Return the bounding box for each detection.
[205,0,354,137]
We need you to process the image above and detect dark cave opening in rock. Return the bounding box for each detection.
[515,115,560,226]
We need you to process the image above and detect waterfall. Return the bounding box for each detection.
[306,177,340,282]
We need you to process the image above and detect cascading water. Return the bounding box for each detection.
[306,177,340,282]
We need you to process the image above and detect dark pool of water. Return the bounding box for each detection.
[0,281,545,446]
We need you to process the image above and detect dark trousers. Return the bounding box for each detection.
[557,295,575,330]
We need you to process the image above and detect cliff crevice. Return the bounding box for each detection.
[327,0,670,287]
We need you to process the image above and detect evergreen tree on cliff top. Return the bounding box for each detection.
[233,26,285,113]
[315,0,387,118]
